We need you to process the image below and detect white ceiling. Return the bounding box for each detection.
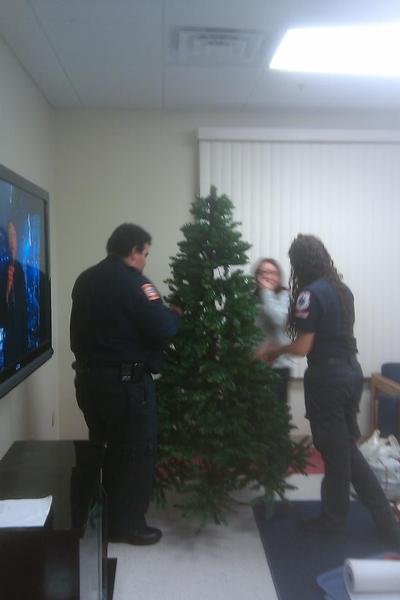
[1,0,400,112]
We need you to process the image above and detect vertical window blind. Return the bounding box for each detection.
[199,129,400,377]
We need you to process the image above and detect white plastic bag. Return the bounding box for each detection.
[359,430,400,501]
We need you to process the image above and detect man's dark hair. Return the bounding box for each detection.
[106,223,151,257]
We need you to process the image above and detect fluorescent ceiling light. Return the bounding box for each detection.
[270,24,400,76]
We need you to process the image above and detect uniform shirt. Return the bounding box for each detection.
[294,277,357,366]
[70,255,180,373]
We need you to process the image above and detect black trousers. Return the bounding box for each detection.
[74,369,157,535]
[304,357,397,536]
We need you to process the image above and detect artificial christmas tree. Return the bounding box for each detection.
[155,187,308,525]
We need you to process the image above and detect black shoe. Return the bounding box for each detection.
[297,517,345,541]
[108,526,162,545]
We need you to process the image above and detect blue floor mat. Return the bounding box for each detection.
[253,500,398,600]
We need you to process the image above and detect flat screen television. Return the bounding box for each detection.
[0,164,53,398]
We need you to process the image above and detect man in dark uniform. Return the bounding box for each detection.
[70,223,181,545]
[255,234,400,545]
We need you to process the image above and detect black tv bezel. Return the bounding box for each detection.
[0,164,53,399]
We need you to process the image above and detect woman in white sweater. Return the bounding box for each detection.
[254,258,292,404]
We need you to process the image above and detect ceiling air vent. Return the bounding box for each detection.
[170,27,268,67]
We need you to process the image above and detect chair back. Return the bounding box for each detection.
[381,363,400,384]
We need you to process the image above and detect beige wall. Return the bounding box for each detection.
[54,111,197,436]
[54,109,385,439]
[0,37,57,457]
[2,34,391,445]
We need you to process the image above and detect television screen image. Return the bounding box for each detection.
[0,165,52,398]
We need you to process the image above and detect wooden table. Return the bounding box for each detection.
[0,440,115,600]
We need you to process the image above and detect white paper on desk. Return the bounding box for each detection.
[344,558,400,600]
[0,496,52,527]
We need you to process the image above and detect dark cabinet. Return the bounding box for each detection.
[0,441,116,600]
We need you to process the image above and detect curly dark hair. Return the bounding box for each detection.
[287,234,356,352]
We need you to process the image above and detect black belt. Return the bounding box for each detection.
[309,355,356,367]
[73,360,148,382]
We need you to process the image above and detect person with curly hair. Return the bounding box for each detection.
[254,234,400,545]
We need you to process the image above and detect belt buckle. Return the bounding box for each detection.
[120,362,144,383]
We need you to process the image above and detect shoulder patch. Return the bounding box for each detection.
[295,291,311,319]
[141,283,161,301]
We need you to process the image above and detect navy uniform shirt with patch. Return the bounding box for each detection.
[70,255,180,373]
[294,277,357,365]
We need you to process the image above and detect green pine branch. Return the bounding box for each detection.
[154,187,309,525]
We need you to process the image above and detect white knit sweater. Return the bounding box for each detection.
[255,288,293,369]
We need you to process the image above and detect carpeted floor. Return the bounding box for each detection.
[253,500,399,600]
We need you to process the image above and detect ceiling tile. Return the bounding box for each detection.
[0,0,33,21]
[164,65,262,110]
[70,67,163,109]
[247,71,400,111]
[31,0,163,23]
[43,22,163,70]
[0,17,81,106]
[2,0,400,110]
